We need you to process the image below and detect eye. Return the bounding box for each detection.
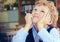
[34,9,37,11]
[41,10,45,13]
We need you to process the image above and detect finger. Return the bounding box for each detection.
[25,13,31,18]
[26,13,31,14]
[40,14,49,23]
[41,14,47,21]
[46,14,50,19]
[25,14,32,21]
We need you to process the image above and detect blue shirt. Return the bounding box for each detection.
[12,26,60,42]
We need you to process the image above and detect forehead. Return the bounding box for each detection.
[34,5,49,11]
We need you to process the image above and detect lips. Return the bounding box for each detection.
[32,13,40,18]
[33,16,39,18]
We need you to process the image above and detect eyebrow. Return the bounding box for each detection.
[34,8,37,11]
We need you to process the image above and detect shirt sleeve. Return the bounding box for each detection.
[38,28,60,42]
[12,28,28,42]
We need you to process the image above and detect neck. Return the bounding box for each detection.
[33,23,39,32]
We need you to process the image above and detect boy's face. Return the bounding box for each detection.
[32,5,50,24]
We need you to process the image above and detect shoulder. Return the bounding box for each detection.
[50,28,59,33]
[50,28,59,37]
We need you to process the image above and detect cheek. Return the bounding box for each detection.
[39,14,44,19]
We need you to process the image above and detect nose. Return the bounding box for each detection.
[32,10,38,14]
[34,11,39,15]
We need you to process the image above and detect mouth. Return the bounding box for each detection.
[33,16,39,18]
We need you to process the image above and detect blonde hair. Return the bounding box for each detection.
[35,0,58,26]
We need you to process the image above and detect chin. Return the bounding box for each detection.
[32,20,38,24]
[32,17,40,24]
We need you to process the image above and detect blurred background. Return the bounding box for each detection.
[0,0,60,42]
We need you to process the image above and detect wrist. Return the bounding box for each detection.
[24,24,31,32]
[38,24,44,31]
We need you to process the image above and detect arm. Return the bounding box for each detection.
[12,13,32,42]
[38,28,59,42]
[12,28,28,42]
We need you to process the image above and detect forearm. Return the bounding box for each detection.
[24,24,31,32]
[12,28,28,42]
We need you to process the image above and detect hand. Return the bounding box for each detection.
[37,13,51,31]
[24,13,32,32]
